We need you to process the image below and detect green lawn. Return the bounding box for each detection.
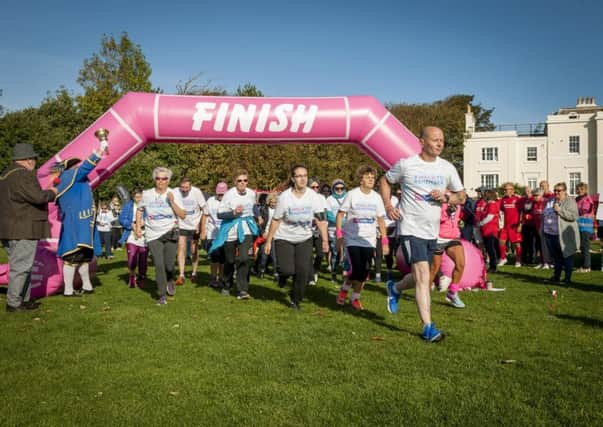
[1,247,602,426]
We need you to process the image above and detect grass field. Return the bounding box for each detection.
[1,247,602,426]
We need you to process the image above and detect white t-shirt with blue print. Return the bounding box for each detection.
[274,188,326,243]
[339,187,386,248]
[385,154,463,240]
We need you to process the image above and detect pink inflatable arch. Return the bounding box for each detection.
[0,93,421,297]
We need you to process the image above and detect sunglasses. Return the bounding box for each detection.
[554,189,564,193]
[310,185,319,189]
[335,186,344,191]
[155,177,169,181]
[237,179,248,183]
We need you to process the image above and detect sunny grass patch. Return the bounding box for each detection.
[0,249,602,426]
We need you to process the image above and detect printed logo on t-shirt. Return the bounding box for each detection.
[412,175,445,186]
[286,206,312,226]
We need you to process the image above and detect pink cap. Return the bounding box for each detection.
[215,182,228,194]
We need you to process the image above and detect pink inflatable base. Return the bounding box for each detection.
[0,242,96,298]
[396,240,487,291]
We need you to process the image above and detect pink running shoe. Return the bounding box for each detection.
[350,299,364,311]
[336,289,348,305]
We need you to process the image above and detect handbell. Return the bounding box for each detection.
[94,128,109,141]
[94,128,110,155]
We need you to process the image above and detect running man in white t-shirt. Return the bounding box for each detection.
[264,165,328,310]
[175,177,206,285]
[335,165,388,311]
[380,126,465,342]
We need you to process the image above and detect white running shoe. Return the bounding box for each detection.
[497,258,507,267]
[514,262,521,267]
[533,264,543,269]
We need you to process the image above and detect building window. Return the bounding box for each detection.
[568,172,581,195]
[527,178,537,190]
[480,174,499,189]
[481,147,498,162]
[569,136,580,154]
[526,147,537,161]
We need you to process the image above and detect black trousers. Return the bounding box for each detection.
[312,235,325,274]
[521,224,537,263]
[223,235,254,293]
[484,235,499,271]
[275,238,313,304]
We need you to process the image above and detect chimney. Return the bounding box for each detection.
[465,104,475,134]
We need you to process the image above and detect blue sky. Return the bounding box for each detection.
[1,0,601,125]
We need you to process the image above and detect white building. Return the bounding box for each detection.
[463,97,603,196]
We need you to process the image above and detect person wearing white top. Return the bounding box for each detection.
[255,192,278,279]
[201,182,228,287]
[120,188,148,288]
[175,177,207,285]
[335,166,388,310]
[265,165,328,309]
[308,177,327,285]
[380,126,465,343]
[136,167,185,306]
[216,169,257,299]
[96,202,116,259]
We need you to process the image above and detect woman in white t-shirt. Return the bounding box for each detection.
[335,165,388,310]
[96,201,116,259]
[201,182,228,288]
[135,167,185,306]
[264,165,328,310]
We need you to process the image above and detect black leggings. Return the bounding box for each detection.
[347,246,375,282]
[275,238,313,304]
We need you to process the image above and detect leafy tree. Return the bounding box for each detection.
[77,32,154,124]
[387,94,494,175]
[0,88,83,171]
[234,83,264,97]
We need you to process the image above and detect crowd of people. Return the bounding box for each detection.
[468,180,600,283]
[2,127,602,343]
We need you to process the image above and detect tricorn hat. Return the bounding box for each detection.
[12,143,38,160]
[51,157,81,173]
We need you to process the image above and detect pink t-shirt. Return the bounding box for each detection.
[439,203,461,240]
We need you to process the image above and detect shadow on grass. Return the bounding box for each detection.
[494,270,603,294]
[554,313,603,328]
[249,277,416,336]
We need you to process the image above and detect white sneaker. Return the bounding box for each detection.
[514,262,521,267]
[542,264,551,270]
[533,264,543,269]
[497,258,507,266]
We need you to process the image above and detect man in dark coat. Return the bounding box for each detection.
[0,143,57,312]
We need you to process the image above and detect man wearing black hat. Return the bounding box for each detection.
[0,143,57,312]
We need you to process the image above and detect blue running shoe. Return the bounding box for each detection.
[386,280,400,314]
[446,292,466,309]
[422,323,443,343]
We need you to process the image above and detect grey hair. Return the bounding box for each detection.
[152,167,173,180]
